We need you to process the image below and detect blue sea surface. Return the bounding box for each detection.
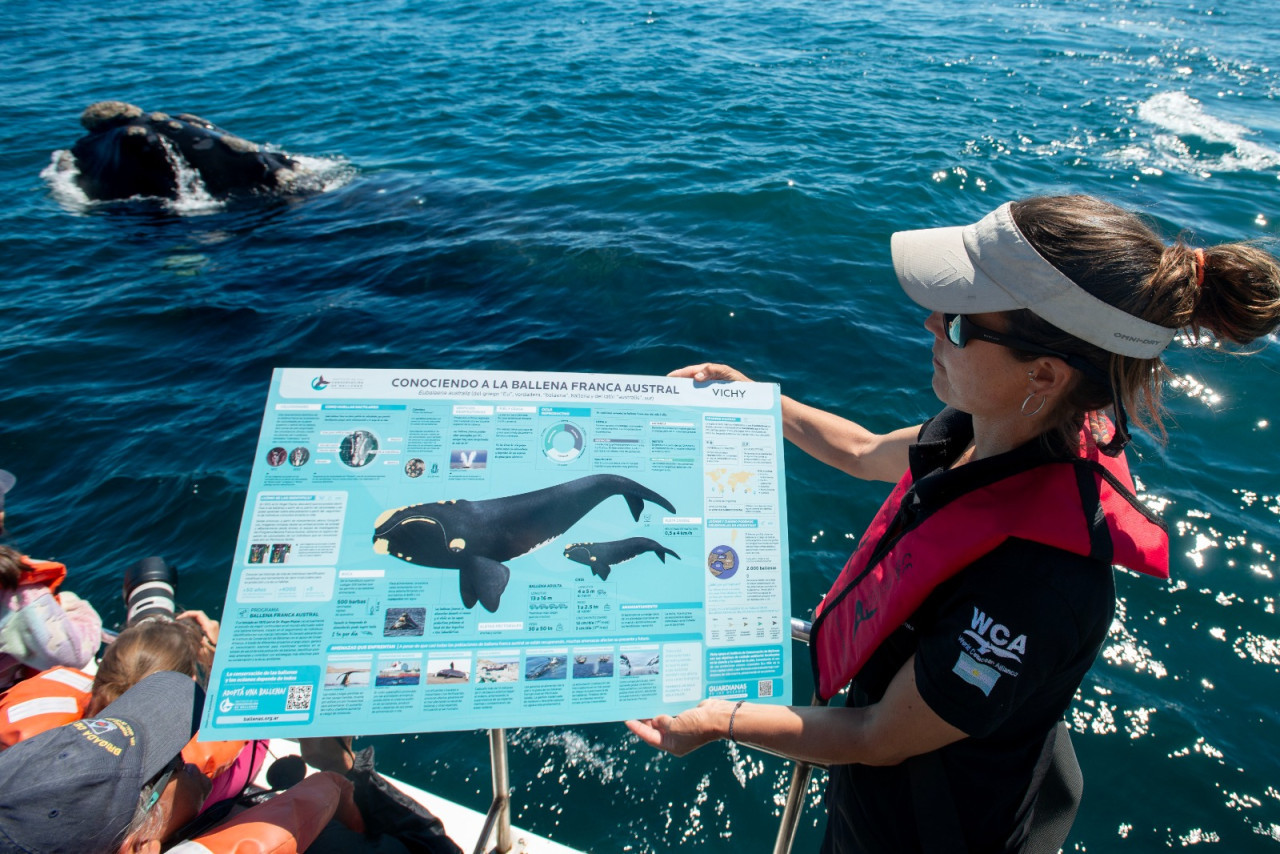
[3,0,1279,850]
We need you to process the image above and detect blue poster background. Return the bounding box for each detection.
[201,369,791,738]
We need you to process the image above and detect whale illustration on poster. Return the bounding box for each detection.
[372,473,676,611]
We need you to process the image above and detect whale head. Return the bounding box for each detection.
[372,504,460,566]
[563,543,595,567]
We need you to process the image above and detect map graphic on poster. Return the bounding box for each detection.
[200,369,791,739]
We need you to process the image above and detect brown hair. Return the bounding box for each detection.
[0,546,26,592]
[1005,195,1280,448]
[86,620,202,717]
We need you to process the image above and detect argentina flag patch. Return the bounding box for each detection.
[953,651,1000,696]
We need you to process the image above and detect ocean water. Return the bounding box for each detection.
[3,0,1279,850]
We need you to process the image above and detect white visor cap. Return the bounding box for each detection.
[891,202,1176,359]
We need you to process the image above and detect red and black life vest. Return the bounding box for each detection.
[810,431,1169,701]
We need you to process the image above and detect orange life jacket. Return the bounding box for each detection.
[0,666,93,747]
[15,558,67,595]
[0,665,245,776]
[167,771,364,854]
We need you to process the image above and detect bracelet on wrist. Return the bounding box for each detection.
[728,699,746,743]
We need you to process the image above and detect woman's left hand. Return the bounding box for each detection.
[626,699,730,757]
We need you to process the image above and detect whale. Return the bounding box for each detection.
[372,473,677,612]
[389,611,419,631]
[433,665,467,680]
[331,670,364,686]
[56,101,304,201]
[563,537,681,581]
[620,653,661,676]
[527,657,562,680]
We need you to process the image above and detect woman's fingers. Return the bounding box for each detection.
[667,363,752,383]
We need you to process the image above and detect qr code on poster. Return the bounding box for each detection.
[286,684,313,712]
[757,679,774,698]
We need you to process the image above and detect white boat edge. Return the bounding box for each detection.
[256,738,585,854]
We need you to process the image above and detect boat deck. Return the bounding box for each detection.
[258,739,584,854]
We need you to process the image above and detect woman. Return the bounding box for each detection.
[627,196,1280,852]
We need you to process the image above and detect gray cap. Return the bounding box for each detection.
[0,670,203,854]
[891,202,1177,359]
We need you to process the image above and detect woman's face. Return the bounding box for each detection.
[924,311,1035,418]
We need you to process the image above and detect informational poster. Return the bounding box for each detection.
[199,369,791,739]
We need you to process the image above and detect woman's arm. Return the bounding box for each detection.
[783,398,919,483]
[670,363,916,482]
[626,655,965,767]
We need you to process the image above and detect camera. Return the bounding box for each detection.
[122,556,178,627]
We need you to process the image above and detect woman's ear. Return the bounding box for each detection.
[119,837,161,854]
[1027,356,1076,396]
[116,802,167,854]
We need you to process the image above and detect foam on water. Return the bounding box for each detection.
[38,146,355,216]
[39,151,93,212]
[1131,90,1280,174]
[157,135,222,215]
[277,154,359,195]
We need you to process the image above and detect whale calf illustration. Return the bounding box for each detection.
[563,537,681,580]
[372,473,676,612]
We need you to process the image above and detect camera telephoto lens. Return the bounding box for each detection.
[122,556,178,626]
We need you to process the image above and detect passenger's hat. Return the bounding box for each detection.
[891,201,1176,359]
[0,671,203,854]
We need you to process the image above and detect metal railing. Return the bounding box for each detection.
[471,618,818,854]
[473,728,513,854]
[772,618,819,854]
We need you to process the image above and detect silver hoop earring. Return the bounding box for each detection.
[1021,391,1047,417]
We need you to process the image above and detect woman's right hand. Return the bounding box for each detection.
[626,698,734,757]
[178,610,220,668]
[668,363,753,383]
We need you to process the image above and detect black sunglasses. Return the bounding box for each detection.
[944,313,1066,357]
[943,314,1111,383]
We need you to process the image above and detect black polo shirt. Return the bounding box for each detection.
[821,408,1117,854]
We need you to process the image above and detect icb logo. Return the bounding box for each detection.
[311,375,330,391]
[219,697,235,713]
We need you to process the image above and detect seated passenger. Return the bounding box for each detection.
[0,610,262,812]
[3,671,463,854]
[0,670,365,854]
[0,542,102,690]
[0,670,211,853]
